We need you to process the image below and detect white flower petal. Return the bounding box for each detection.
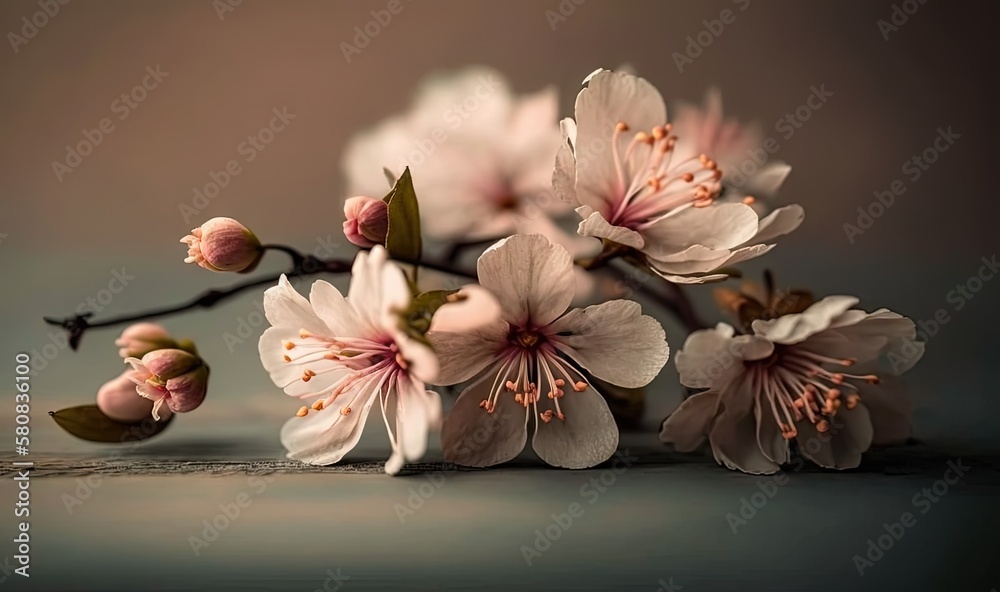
[576,206,645,249]
[531,381,619,469]
[258,327,350,396]
[394,380,438,463]
[754,394,790,465]
[747,204,804,245]
[743,162,792,197]
[659,391,719,452]
[545,300,668,388]
[441,367,529,467]
[476,234,575,328]
[707,376,781,474]
[675,325,739,389]
[552,118,578,205]
[427,321,509,385]
[795,404,872,470]
[309,280,362,336]
[429,285,502,334]
[392,331,439,385]
[279,389,380,465]
[262,275,329,335]
[640,203,762,258]
[752,295,861,345]
[573,70,667,213]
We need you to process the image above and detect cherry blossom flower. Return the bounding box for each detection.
[429,234,669,469]
[258,246,498,475]
[671,88,792,209]
[342,67,589,254]
[660,296,924,474]
[124,348,209,421]
[97,371,160,423]
[553,68,804,283]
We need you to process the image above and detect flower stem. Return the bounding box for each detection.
[43,244,475,350]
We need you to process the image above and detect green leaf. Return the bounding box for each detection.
[49,404,174,443]
[384,167,422,269]
[396,289,459,345]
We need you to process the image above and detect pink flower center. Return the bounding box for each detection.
[479,332,590,425]
[752,347,879,439]
[282,328,409,418]
[606,121,728,231]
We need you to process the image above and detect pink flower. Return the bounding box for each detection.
[124,349,209,421]
[181,217,263,273]
[342,196,389,248]
[114,323,177,358]
[96,372,162,423]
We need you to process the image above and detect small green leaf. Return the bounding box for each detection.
[397,289,459,345]
[50,405,174,443]
[384,167,422,269]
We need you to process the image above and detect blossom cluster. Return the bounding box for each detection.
[60,66,923,477]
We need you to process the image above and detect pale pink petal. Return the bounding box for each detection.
[427,321,509,386]
[576,206,645,249]
[752,296,861,345]
[441,368,529,467]
[429,285,502,333]
[544,300,668,388]
[531,380,619,469]
[659,391,719,452]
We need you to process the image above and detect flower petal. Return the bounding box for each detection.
[392,331,440,385]
[552,118,578,205]
[659,391,719,452]
[754,393,790,465]
[476,234,575,328]
[640,203,761,258]
[752,295,861,345]
[263,275,330,336]
[795,404,873,470]
[280,388,380,465]
[310,280,363,336]
[429,285,502,333]
[427,321,509,386]
[747,204,804,245]
[858,374,913,445]
[531,380,619,469]
[573,69,667,213]
[545,300,669,388]
[576,206,645,249]
[674,324,738,388]
[441,367,529,467]
[707,376,781,474]
[394,379,438,463]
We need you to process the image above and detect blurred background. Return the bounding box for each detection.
[0,1,998,590]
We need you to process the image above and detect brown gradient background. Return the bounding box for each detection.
[0,1,998,591]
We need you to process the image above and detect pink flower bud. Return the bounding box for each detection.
[125,349,209,420]
[114,322,177,358]
[96,372,168,423]
[181,217,263,273]
[343,196,389,248]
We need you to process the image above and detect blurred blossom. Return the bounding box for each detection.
[181,217,263,273]
[343,66,592,257]
[671,88,792,209]
[342,195,389,248]
[554,68,804,283]
[125,348,209,420]
[660,296,924,474]
[428,234,669,469]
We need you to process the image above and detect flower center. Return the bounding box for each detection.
[282,329,406,419]
[607,120,729,231]
[515,329,541,348]
[752,347,879,439]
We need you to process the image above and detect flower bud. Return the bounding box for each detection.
[125,349,209,420]
[114,322,177,358]
[343,196,389,248]
[181,217,263,273]
[97,372,168,423]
